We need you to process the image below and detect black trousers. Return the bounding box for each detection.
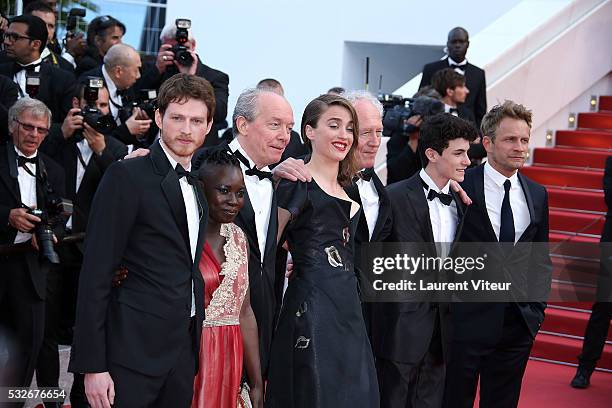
[108,320,196,408]
[443,305,533,408]
[377,316,445,408]
[578,302,612,370]
[0,253,45,407]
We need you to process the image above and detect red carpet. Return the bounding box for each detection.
[532,147,609,169]
[520,166,604,190]
[600,96,612,111]
[555,130,612,150]
[547,188,605,213]
[578,112,612,130]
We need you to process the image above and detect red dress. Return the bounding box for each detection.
[192,223,249,408]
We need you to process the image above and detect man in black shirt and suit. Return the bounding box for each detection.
[0,74,19,140]
[431,68,474,123]
[374,114,477,408]
[144,21,229,147]
[0,14,76,125]
[69,74,215,407]
[419,27,486,128]
[443,101,552,408]
[0,98,65,394]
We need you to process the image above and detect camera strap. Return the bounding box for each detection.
[75,146,87,169]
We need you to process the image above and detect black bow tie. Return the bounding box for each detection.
[175,164,197,185]
[421,177,453,206]
[17,155,37,167]
[13,62,40,76]
[232,149,273,181]
[358,167,375,182]
[449,63,465,70]
[449,107,459,115]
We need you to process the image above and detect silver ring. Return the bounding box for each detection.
[162,55,168,61]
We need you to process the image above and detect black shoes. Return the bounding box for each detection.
[570,366,593,388]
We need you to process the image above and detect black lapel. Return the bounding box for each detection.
[263,187,278,263]
[66,144,78,197]
[37,64,52,105]
[371,173,389,240]
[235,190,258,253]
[150,141,191,254]
[517,172,537,242]
[471,165,498,241]
[450,189,468,253]
[1,144,21,203]
[406,175,435,243]
[345,181,369,242]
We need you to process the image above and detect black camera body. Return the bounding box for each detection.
[74,77,115,141]
[26,193,72,264]
[119,89,158,123]
[172,19,193,67]
[380,95,444,137]
[64,8,86,43]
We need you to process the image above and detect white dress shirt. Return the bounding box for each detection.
[61,51,77,68]
[229,138,273,263]
[444,103,459,116]
[14,56,42,99]
[448,56,467,75]
[66,140,95,230]
[14,147,38,244]
[483,161,530,243]
[420,169,457,256]
[356,176,379,241]
[160,140,199,317]
[102,65,123,124]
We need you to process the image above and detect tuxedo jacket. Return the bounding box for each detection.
[0,143,65,299]
[453,164,552,344]
[0,62,76,124]
[419,58,487,127]
[0,75,18,142]
[69,141,208,376]
[602,156,612,242]
[40,128,127,233]
[386,132,421,185]
[193,143,280,374]
[371,173,466,363]
[138,58,229,145]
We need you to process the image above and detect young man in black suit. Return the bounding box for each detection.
[0,98,65,394]
[419,27,486,128]
[68,74,215,407]
[443,101,552,408]
[431,68,474,123]
[374,113,477,408]
[0,14,76,125]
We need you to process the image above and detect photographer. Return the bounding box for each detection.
[80,43,153,147]
[0,98,66,393]
[75,15,125,77]
[140,19,229,146]
[385,94,444,184]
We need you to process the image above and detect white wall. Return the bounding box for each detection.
[166,0,521,126]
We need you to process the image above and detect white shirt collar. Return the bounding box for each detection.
[14,145,37,159]
[102,65,119,97]
[448,56,467,66]
[159,139,191,171]
[18,56,43,68]
[484,161,518,188]
[40,47,51,60]
[420,168,451,194]
[229,138,271,172]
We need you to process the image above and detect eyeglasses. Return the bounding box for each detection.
[14,119,49,136]
[3,32,33,43]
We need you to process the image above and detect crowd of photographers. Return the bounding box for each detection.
[0,2,490,406]
[0,2,229,406]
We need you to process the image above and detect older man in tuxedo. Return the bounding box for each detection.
[69,74,215,408]
[0,98,65,397]
[443,101,552,408]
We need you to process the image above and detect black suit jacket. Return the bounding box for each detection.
[138,58,229,146]
[0,75,18,141]
[40,127,127,233]
[453,164,552,344]
[386,132,421,185]
[371,173,466,363]
[0,62,76,124]
[0,143,65,299]
[69,141,208,376]
[602,156,612,242]
[419,58,487,127]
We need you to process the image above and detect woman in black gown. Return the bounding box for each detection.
[265,94,379,407]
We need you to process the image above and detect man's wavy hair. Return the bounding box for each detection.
[481,100,532,141]
[157,73,216,122]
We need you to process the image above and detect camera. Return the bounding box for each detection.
[380,94,444,137]
[26,191,73,264]
[25,72,40,98]
[75,77,115,141]
[64,8,86,42]
[172,19,193,67]
[119,89,158,123]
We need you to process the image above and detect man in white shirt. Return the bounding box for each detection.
[376,113,477,408]
[443,101,552,408]
[0,97,65,393]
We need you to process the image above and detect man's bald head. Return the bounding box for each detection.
[103,43,142,90]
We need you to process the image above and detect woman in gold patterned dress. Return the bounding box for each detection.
[192,149,263,408]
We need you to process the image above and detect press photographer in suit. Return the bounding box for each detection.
[0,98,66,397]
[69,74,215,407]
